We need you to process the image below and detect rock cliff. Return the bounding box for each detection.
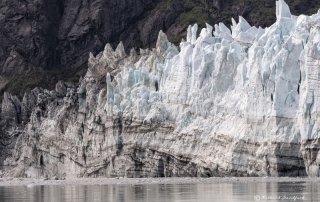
[1,0,320,178]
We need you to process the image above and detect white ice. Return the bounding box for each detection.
[86,0,320,145]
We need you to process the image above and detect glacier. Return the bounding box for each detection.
[1,0,320,177]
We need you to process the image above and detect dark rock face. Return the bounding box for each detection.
[0,0,62,75]
[0,0,155,74]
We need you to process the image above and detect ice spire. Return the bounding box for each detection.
[115,41,126,58]
[156,30,170,53]
[106,73,114,102]
[276,0,291,20]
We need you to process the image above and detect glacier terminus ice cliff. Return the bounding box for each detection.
[1,0,320,178]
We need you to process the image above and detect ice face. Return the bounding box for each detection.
[85,0,320,144]
[6,0,320,178]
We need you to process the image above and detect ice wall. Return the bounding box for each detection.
[86,0,320,141]
[3,0,320,178]
[51,0,318,177]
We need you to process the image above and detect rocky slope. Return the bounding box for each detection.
[1,0,320,178]
[1,0,320,97]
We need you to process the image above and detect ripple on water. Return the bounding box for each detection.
[0,182,318,202]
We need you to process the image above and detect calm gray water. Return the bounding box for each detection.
[0,182,318,202]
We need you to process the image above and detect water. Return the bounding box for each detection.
[0,182,319,202]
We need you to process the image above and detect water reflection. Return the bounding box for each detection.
[0,181,318,202]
